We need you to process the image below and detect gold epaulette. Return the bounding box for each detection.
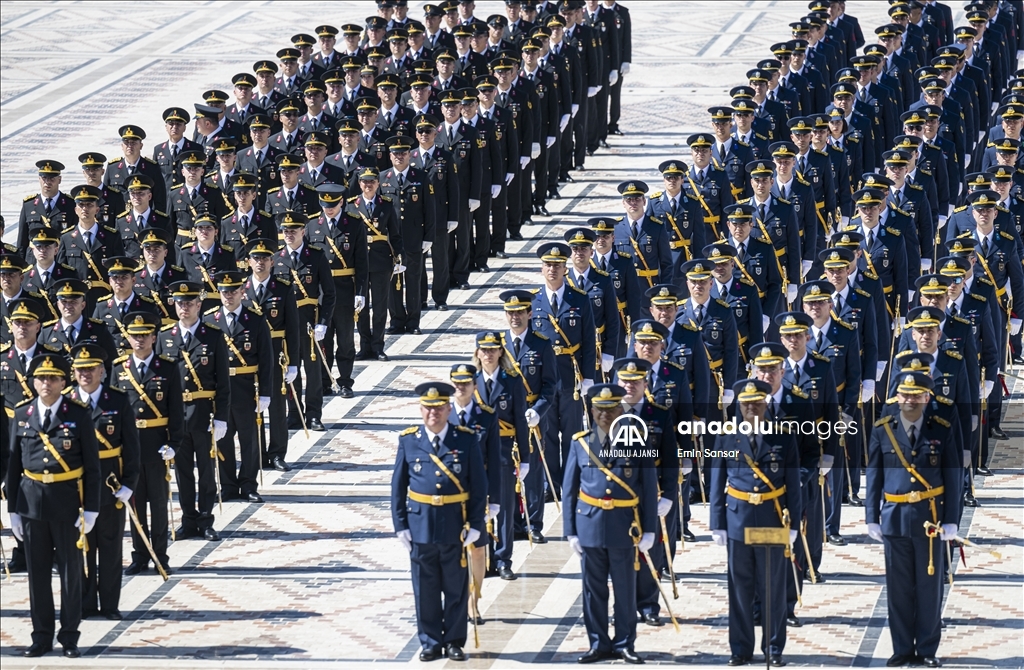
[456,425,475,434]
[854,287,871,298]
[24,194,36,202]
[573,429,590,440]
[113,354,130,364]
[932,416,950,428]
[874,416,893,427]
[790,385,809,399]
[400,426,418,436]
[885,226,901,236]
[160,322,175,331]
[15,397,33,408]
[944,349,962,360]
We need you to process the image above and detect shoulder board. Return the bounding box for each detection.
[951,314,970,326]
[267,187,280,193]
[24,194,36,202]
[738,275,755,287]
[885,226,901,236]
[874,415,893,427]
[919,168,932,176]
[570,284,587,296]
[531,330,548,340]
[154,209,168,217]
[400,426,418,436]
[61,226,75,234]
[666,359,685,371]
[113,354,130,364]
[69,396,89,408]
[43,319,58,327]
[968,292,986,302]
[204,306,220,315]
[615,216,624,222]
[837,318,855,330]
[618,250,632,258]
[16,398,33,408]
[682,321,698,331]
[997,204,1009,213]
[908,183,923,191]
[1000,230,1014,240]
[103,225,117,233]
[347,195,359,202]
[97,293,113,301]
[259,210,271,218]
[776,196,791,205]
[572,429,590,440]
[810,350,829,363]
[276,277,291,286]
[160,322,175,331]
[715,298,730,309]
[222,244,234,252]
[755,133,768,140]
[735,138,750,147]
[380,195,392,202]
[108,157,120,164]
[790,385,809,399]
[649,190,664,198]
[650,400,669,411]
[117,208,131,218]
[105,385,127,395]
[171,183,183,190]
[504,367,519,378]
[796,175,811,186]
[142,156,157,165]
[932,416,951,427]
[303,183,316,191]
[813,148,828,156]
[139,294,155,303]
[944,349,962,360]
[649,215,663,225]
[591,265,609,276]
[456,425,476,434]
[854,287,871,298]
[0,342,9,353]
[159,354,175,364]
[863,269,879,280]
[976,276,994,286]
[107,184,123,194]
[935,395,953,405]
[87,317,104,325]
[953,205,967,213]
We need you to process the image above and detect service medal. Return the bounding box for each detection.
[106,424,115,435]
[156,392,164,401]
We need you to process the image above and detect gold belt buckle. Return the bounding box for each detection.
[553,345,563,355]
[182,391,194,402]
[601,498,615,510]
[41,473,55,484]
[136,419,147,429]
[907,490,921,503]
[431,495,443,506]
[748,492,763,505]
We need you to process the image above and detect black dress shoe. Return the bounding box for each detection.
[459,282,472,290]
[768,655,786,667]
[565,173,576,182]
[385,326,402,335]
[6,560,26,573]
[309,418,326,431]
[549,189,561,199]
[810,573,826,584]
[124,561,145,576]
[641,612,663,627]
[599,140,610,149]
[848,494,864,507]
[827,534,847,546]
[63,645,81,658]
[419,647,441,662]
[246,492,265,503]
[377,352,389,361]
[530,529,547,544]
[340,386,355,399]
[102,609,123,620]
[578,649,612,664]
[422,301,430,310]
[514,529,529,541]
[989,427,1008,440]
[963,493,980,507]
[920,657,940,667]
[619,648,644,664]
[203,527,221,541]
[272,456,291,472]
[887,654,914,667]
[175,525,201,540]
[436,303,449,311]
[83,608,100,619]
[498,565,517,580]
[611,129,624,136]
[509,232,524,241]
[976,466,993,476]
[158,561,173,576]
[537,205,550,216]
[786,615,802,627]
[727,655,749,666]
[495,251,508,259]
[23,643,52,657]
[356,350,373,360]
[478,265,491,273]
[682,529,697,542]
[409,327,422,335]
[446,644,466,661]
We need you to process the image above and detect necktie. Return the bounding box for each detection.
[398,173,405,188]
[41,270,49,285]
[792,361,801,385]
[287,134,295,151]
[815,330,823,349]
[600,256,608,272]
[256,149,264,164]
[45,198,54,214]
[367,200,374,217]
[718,143,726,159]
[119,301,128,318]
[138,361,146,378]
[287,190,295,207]
[19,353,27,369]
[780,184,788,201]
[83,231,92,247]
[798,156,806,174]
[499,92,508,107]
[949,303,958,318]
[345,155,352,170]
[138,214,146,228]
[43,408,52,431]
[695,303,704,324]
[738,242,747,262]
[670,197,678,218]
[433,435,441,451]
[329,217,337,228]
[183,330,191,347]
[292,250,299,265]
[907,425,916,444]
[460,410,467,426]
[201,252,209,265]
[631,221,640,239]
[981,236,990,256]
[757,203,766,222]
[256,284,265,303]
[311,169,319,182]
[227,312,235,330]
[768,397,776,417]
[485,378,493,399]
[128,164,137,176]
[191,187,198,201]
[66,325,76,342]
[866,230,874,249]
[448,126,455,144]
[834,293,843,313]
[513,337,522,358]
[721,283,729,301]
[385,111,393,127]
[698,169,706,184]
[171,144,179,162]
[893,190,902,207]
[550,291,558,314]
[240,215,249,228]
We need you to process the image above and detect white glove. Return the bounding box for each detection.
[462,527,481,548]
[601,353,614,372]
[505,172,514,185]
[940,524,958,541]
[801,259,812,277]
[711,529,727,546]
[9,513,23,542]
[983,379,994,397]
[638,531,655,553]
[468,198,481,211]
[657,497,672,517]
[114,486,133,504]
[963,449,973,469]
[580,379,594,394]
[285,366,298,384]
[866,523,883,542]
[397,528,412,551]
[525,408,540,427]
[762,315,770,331]
[354,295,366,312]
[422,241,432,253]
[520,156,530,169]
[682,458,693,475]
[546,135,556,148]
[787,284,799,302]
[722,389,734,406]
[392,263,406,276]
[568,535,583,556]
[76,511,99,534]
[314,324,328,341]
[619,62,630,75]
[789,529,798,545]
[258,396,271,413]
[875,362,886,382]
[921,258,932,272]
[842,412,854,424]
[587,86,600,97]
[159,445,176,461]
[571,103,579,117]
[486,503,500,522]
[1011,318,1023,335]
[531,143,541,159]
[608,70,619,86]
[972,415,979,431]
[861,380,875,404]
[491,184,501,199]
[518,462,530,481]
[213,420,227,441]
[965,154,971,168]
[840,215,850,226]
[447,220,459,233]
[820,454,834,475]
[937,215,947,229]
[559,114,570,132]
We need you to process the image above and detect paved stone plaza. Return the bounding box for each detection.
[1,1,1021,668]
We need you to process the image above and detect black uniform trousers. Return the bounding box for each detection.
[290,307,325,422]
[518,412,547,534]
[218,377,259,496]
[130,459,169,566]
[175,419,218,530]
[84,503,126,614]
[827,440,850,537]
[532,144,553,209]
[263,338,288,461]
[883,535,944,658]
[608,72,623,133]
[24,517,83,647]
[410,541,469,651]
[728,539,787,658]
[450,209,473,285]
[492,450,516,569]
[507,166,525,234]
[471,192,492,271]
[389,246,424,331]
[542,389,584,497]
[786,475,822,617]
[323,278,356,388]
[490,183,510,254]
[588,88,608,152]
[428,228,452,307]
[574,99,591,167]
[581,546,637,653]
[357,269,391,355]
[636,518,671,617]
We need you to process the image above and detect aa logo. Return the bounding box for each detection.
[610,413,648,448]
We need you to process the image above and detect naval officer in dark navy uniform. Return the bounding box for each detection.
[391,382,487,663]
